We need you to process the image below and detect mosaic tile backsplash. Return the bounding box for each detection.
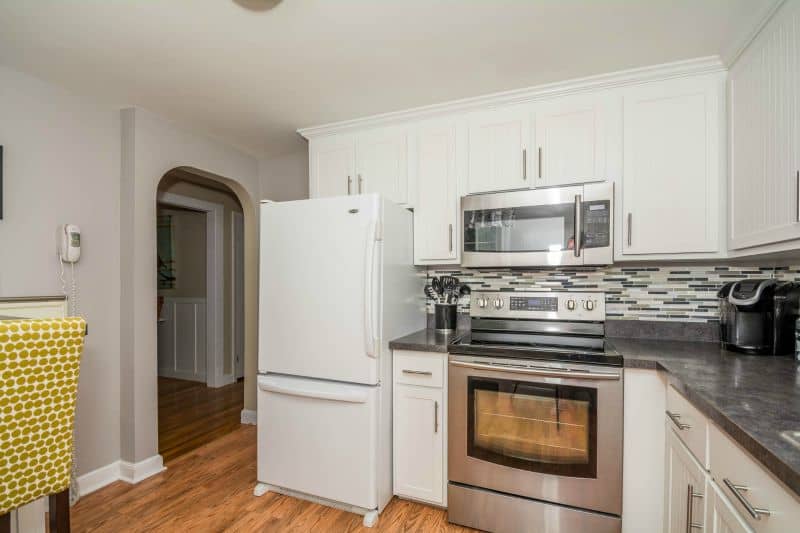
[425,265,800,323]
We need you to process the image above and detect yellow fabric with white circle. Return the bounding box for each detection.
[0,317,85,515]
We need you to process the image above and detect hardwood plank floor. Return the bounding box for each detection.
[71,425,477,532]
[158,377,245,464]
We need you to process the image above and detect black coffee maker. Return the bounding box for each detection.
[717,279,800,355]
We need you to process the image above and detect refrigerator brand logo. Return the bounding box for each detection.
[348,209,359,214]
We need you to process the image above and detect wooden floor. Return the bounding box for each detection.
[158,377,245,464]
[71,425,477,532]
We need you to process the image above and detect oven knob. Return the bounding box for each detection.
[585,300,595,311]
[494,298,504,309]
[566,299,576,311]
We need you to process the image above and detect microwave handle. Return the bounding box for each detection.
[574,194,582,257]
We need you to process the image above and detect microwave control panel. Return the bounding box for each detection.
[471,291,605,321]
[582,200,610,249]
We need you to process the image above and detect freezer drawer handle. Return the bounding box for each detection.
[402,369,433,376]
[450,360,620,380]
[257,375,368,403]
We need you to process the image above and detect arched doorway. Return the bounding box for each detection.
[155,168,246,462]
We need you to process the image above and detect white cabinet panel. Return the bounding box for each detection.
[706,479,754,533]
[357,127,409,205]
[665,427,707,533]
[621,74,723,256]
[729,0,800,250]
[393,383,444,505]
[534,94,610,187]
[309,135,356,198]
[412,121,460,264]
[467,105,530,193]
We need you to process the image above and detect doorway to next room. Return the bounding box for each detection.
[156,168,246,463]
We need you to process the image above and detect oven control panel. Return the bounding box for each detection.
[470,291,605,321]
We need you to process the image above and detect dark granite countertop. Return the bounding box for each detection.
[389,328,800,498]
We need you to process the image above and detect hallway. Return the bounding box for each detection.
[158,377,245,463]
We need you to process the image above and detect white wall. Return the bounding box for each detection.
[0,65,121,476]
[259,147,309,201]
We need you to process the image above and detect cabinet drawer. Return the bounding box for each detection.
[709,423,800,532]
[666,385,709,468]
[394,350,444,388]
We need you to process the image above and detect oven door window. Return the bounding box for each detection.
[467,377,597,478]
[463,203,576,253]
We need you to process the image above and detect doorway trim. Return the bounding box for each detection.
[157,191,231,388]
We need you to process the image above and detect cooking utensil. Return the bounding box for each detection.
[424,284,438,302]
[459,284,472,297]
[431,277,443,301]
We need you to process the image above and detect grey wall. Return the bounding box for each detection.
[0,65,121,475]
[259,147,309,201]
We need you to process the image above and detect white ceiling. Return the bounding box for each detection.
[0,0,777,158]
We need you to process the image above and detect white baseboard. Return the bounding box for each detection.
[77,454,166,497]
[119,454,166,484]
[77,461,122,497]
[240,408,257,425]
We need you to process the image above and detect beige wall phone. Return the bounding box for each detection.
[57,224,80,315]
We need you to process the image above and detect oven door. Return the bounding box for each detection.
[461,182,613,267]
[448,355,623,515]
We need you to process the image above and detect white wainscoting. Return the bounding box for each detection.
[158,297,207,383]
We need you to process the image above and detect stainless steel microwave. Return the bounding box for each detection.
[461,183,614,267]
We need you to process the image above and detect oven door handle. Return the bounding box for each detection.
[450,360,621,380]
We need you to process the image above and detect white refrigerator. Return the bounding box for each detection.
[256,194,424,526]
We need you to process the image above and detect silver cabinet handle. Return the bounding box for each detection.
[627,212,632,246]
[347,175,352,195]
[574,194,582,257]
[402,369,432,376]
[537,147,542,178]
[666,410,691,430]
[434,401,439,433]
[449,224,453,252]
[450,359,620,380]
[723,479,771,520]
[796,170,799,222]
[522,149,527,180]
[686,484,704,532]
[358,174,363,194]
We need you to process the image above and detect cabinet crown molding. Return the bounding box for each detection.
[297,56,725,139]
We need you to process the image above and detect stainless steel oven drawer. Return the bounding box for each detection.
[448,483,622,533]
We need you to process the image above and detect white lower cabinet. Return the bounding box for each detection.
[393,350,447,506]
[706,479,754,533]
[665,427,707,533]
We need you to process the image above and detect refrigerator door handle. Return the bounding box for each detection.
[257,375,369,403]
[364,221,379,358]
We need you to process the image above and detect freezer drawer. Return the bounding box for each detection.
[257,374,380,510]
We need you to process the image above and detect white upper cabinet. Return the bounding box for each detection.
[533,94,612,187]
[467,105,530,194]
[356,126,409,205]
[729,0,800,251]
[620,73,724,257]
[412,120,461,264]
[309,135,356,198]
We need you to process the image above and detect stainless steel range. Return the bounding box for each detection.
[447,291,623,533]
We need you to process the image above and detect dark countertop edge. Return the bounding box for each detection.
[0,295,67,303]
[626,357,800,499]
[389,328,800,499]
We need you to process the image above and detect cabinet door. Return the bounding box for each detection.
[706,480,754,533]
[729,0,800,250]
[665,427,706,533]
[621,74,722,255]
[467,105,530,194]
[356,127,409,204]
[413,122,459,264]
[309,135,356,198]
[534,94,609,187]
[393,383,444,505]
